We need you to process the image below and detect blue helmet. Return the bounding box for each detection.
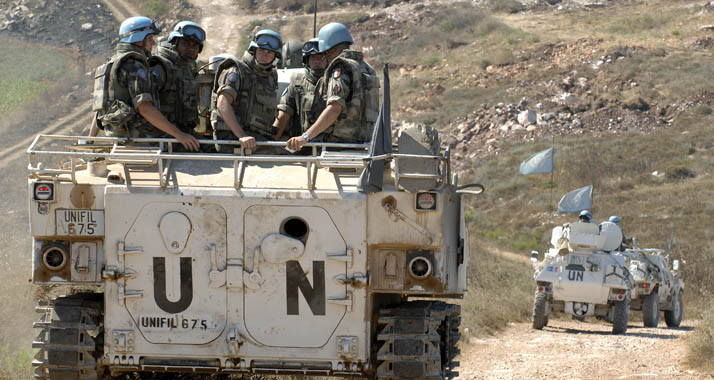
[318,22,353,52]
[168,21,206,52]
[579,210,592,221]
[119,16,161,44]
[608,216,620,225]
[248,29,283,59]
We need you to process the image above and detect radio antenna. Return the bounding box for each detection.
[313,0,318,37]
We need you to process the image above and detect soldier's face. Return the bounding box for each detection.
[255,48,277,65]
[142,34,156,55]
[177,38,200,60]
[308,54,327,70]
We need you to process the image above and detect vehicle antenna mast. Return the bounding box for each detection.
[313,0,318,37]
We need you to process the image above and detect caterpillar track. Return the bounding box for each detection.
[376,301,461,380]
[32,293,104,380]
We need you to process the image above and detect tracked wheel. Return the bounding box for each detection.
[375,301,461,380]
[32,293,104,380]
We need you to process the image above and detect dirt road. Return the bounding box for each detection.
[459,319,706,379]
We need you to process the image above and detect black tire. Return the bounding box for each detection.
[532,292,548,330]
[664,290,683,327]
[642,289,660,328]
[611,298,630,335]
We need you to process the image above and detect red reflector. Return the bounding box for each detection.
[538,287,544,292]
[643,283,648,288]
[618,295,623,300]
[38,186,49,192]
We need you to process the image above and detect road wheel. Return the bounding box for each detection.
[664,290,683,327]
[611,297,630,335]
[642,289,660,328]
[532,292,548,330]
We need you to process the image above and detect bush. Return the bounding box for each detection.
[489,0,526,14]
[687,304,714,371]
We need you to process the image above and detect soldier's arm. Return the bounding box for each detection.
[274,85,297,140]
[273,110,291,140]
[88,112,100,137]
[216,92,256,150]
[137,102,200,151]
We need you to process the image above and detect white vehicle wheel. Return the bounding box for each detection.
[642,288,660,328]
[532,292,548,330]
[612,297,630,335]
[664,291,683,327]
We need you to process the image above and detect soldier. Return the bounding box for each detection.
[286,22,379,151]
[149,21,206,148]
[211,29,282,153]
[91,16,199,151]
[578,210,593,223]
[272,38,328,143]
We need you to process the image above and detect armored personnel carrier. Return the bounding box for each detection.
[27,118,479,378]
[620,245,683,328]
[531,221,634,334]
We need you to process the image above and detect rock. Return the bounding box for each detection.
[558,93,579,104]
[572,119,582,128]
[700,25,714,31]
[81,23,93,31]
[518,110,538,125]
[526,125,537,132]
[542,113,556,121]
[577,77,589,88]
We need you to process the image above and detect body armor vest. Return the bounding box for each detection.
[323,50,380,143]
[291,70,326,134]
[93,43,160,138]
[149,42,199,133]
[210,52,278,137]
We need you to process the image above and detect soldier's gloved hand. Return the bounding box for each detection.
[177,133,200,152]
[286,136,306,151]
[239,136,256,150]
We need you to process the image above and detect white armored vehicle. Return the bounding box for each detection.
[531,221,634,334]
[620,245,683,328]
[27,120,479,379]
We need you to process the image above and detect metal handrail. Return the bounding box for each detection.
[26,135,448,190]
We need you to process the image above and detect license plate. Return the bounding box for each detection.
[55,209,104,236]
[568,255,585,265]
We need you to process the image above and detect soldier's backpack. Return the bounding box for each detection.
[92,52,145,131]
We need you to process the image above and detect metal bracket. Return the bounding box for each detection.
[328,291,353,311]
[112,330,135,352]
[101,265,136,280]
[327,247,354,268]
[226,328,243,355]
[334,272,369,288]
[118,283,143,302]
[208,244,226,288]
[117,241,144,263]
[336,336,359,358]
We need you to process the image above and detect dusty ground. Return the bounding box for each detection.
[459,319,707,380]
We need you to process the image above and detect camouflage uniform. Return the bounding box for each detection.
[149,40,199,134]
[210,52,279,153]
[323,50,380,143]
[278,69,326,139]
[96,43,162,138]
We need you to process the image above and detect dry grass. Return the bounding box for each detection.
[687,305,714,371]
[461,245,533,336]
